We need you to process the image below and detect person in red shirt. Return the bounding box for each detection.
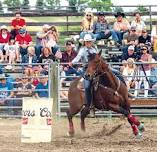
[10,11,26,39]
[0,25,10,61]
[15,28,32,58]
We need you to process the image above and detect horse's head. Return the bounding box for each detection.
[85,50,108,80]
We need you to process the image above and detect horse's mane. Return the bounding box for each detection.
[88,53,97,61]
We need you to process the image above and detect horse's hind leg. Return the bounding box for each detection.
[67,110,75,137]
[108,103,143,137]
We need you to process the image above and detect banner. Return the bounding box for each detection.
[21,98,53,143]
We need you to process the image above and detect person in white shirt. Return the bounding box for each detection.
[4,38,19,69]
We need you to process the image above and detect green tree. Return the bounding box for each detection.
[21,0,30,9]
[135,5,148,13]
[68,0,77,12]
[36,0,44,10]
[45,0,60,10]
[0,1,2,11]
[113,6,124,13]
[4,0,21,9]
[88,0,113,12]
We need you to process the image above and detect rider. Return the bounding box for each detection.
[71,33,126,113]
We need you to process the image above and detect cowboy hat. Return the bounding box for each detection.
[83,33,95,42]
[115,12,125,18]
[0,25,8,31]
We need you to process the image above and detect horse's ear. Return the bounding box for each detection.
[98,50,102,57]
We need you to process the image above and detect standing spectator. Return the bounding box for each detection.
[131,12,146,36]
[35,73,49,98]
[135,46,152,97]
[113,12,130,45]
[35,24,50,58]
[22,46,38,76]
[10,11,26,39]
[93,12,112,41]
[0,25,11,62]
[61,40,80,77]
[4,38,19,70]
[15,28,32,58]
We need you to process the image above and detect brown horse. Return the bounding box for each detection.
[67,51,144,138]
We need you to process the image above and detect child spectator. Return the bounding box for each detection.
[0,25,11,62]
[35,72,49,98]
[15,28,32,58]
[10,11,26,39]
[4,38,19,70]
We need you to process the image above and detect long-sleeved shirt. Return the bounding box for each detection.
[72,46,97,64]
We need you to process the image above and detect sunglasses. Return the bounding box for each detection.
[131,30,136,32]
[86,14,92,17]
[142,31,147,33]
[141,48,147,50]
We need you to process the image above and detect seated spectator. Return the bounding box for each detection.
[121,45,140,61]
[134,45,152,97]
[4,38,19,70]
[22,46,38,76]
[15,28,32,58]
[38,47,56,72]
[0,74,14,106]
[32,66,40,87]
[92,12,112,41]
[0,25,11,62]
[131,12,146,36]
[80,11,95,39]
[10,11,26,39]
[113,12,130,45]
[35,72,49,98]
[122,58,137,90]
[138,28,151,47]
[151,25,157,53]
[61,40,80,78]
[122,26,139,53]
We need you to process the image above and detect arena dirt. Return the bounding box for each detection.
[0,117,157,152]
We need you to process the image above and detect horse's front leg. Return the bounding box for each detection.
[67,110,75,137]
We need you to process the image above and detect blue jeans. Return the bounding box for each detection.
[94,31,111,40]
[84,79,92,106]
[111,30,125,44]
[20,47,28,58]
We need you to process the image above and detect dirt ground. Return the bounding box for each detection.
[0,117,157,152]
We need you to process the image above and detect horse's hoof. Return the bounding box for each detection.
[135,132,142,139]
[138,123,145,132]
[67,131,74,137]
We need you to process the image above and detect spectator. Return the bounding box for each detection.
[121,45,139,61]
[0,25,11,62]
[61,40,80,77]
[151,25,157,53]
[22,46,38,76]
[0,74,14,106]
[15,28,32,58]
[122,58,137,90]
[10,11,26,39]
[35,73,49,98]
[80,11,95,39]
[38,47,56,71]
[134,45,152,97]
[113,12,130,45]
[35,24,50,58]
[4,38,19,70]
[92,12,112,41]
[138,28,151,47]
[131,12,146,36]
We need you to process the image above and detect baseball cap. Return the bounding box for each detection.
[19,28,26,34]
[128,45,135,51]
